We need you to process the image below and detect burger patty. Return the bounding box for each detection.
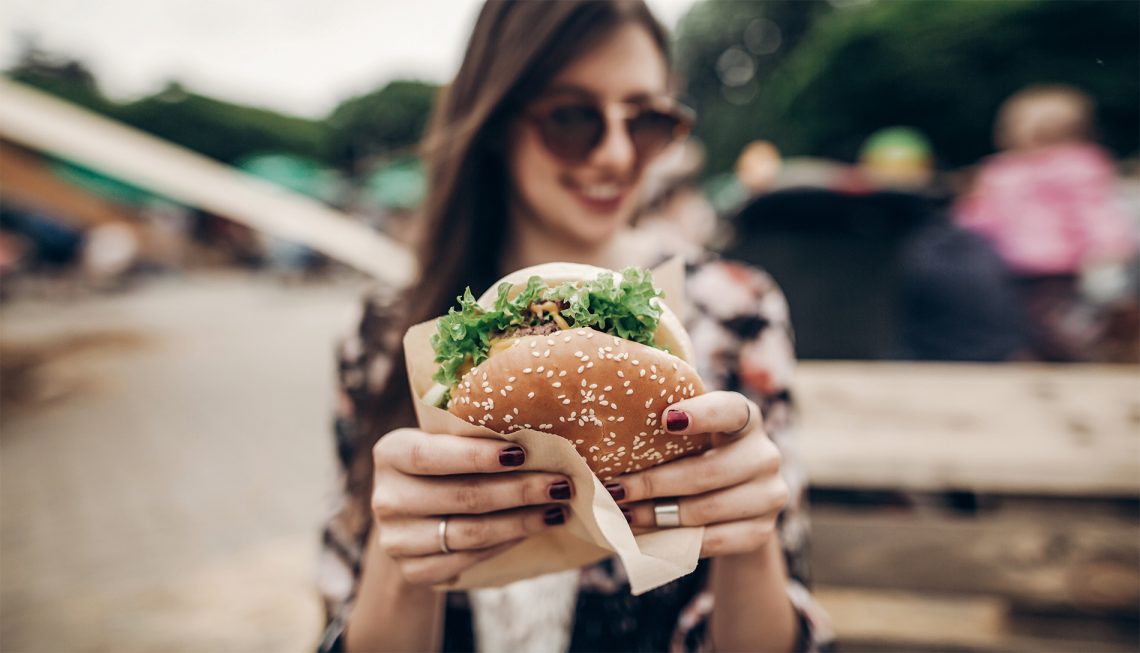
[502,322,562,338]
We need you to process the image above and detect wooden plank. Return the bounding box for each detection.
[795,362,1140,496]
[810,504,1140,615]
[821,584,1139,653]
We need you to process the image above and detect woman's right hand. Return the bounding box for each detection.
[371,428,574,586]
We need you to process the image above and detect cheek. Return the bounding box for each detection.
[510,133,567,212]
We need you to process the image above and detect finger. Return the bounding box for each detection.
[377,505,567,558]
[608,433,780,503]
[375,472,574,517]
[397,540,521,586]
[660,391,759,439]
[375,429,529,475]
[699,517,778,559]
[622,477,788,528]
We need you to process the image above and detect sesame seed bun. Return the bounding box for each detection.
[448,329,710,479]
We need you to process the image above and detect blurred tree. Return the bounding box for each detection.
[116,83,329,165]
[673,0,831,178]
[676,0,1140,175]
[327,80,438,172]
[5,35,117,115]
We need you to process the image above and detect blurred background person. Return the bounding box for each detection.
[954,84,1139,361]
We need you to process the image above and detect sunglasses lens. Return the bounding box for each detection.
[536,105,604,163]
[628,110,686,160]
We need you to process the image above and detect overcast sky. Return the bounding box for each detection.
[0,0,697,118]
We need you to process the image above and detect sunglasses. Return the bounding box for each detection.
[526,97,695,165]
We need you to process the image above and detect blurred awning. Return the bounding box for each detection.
[0,78,413,286]
[361,157,426,211]
[236,153,345,205]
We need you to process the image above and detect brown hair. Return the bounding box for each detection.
[346,0,671,512]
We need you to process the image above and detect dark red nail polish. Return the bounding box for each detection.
[666,410,689,432]
[548,480,572,500]
[499,446,525,467]
[621,507,632,523]
[544,506,566,525]
[605,482,626,501]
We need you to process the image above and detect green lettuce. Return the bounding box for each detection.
[430,268,664,391]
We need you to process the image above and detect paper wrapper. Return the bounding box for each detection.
[402,257,702,596]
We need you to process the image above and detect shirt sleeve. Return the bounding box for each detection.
[684,259,836,652]
[316,288,402,653]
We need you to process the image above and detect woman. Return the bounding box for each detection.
[319,1,834,651]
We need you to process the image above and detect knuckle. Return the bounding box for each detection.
[519,477,544,506]
[635,474,656,501]
[408,440,432,473]
[469,443,494,473]
[399,559,431,585]
[691,494,719,524]
[453,480,484,512]
[458,518,493,549]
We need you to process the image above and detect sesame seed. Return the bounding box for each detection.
[544,350,550,358]
[617,370,625,378]
[560,370,568,377]
[586,362,594,369]
[531,352,540,358]
[505,385,513,391]
[604,386,612,391]
[659,377,666,385]
[528,392,535,398]
[585,332,594,339]
[617,416,625,422]
[574,351,583,358]
[632,360,640,365]
[590,383,598,389]
[577,365,585,373]
[581,379,587,387]
[500,389,507,396]
[563,336,572,342]
[650,374,657,380]
[626,389,634,395]
[562,399,571,405]
[667,395,674,403]
[552,381,562,388]
[508,376,516,383]
[523,368,532,373]
[536,366,544,373]
[546,370,555,378]
[530,341,537,348]
[640,369,646,377]
[547,339,555,346]
[672,363,679,370]
[467,415,475,422]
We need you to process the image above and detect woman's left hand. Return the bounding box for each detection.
[609,391,789,558]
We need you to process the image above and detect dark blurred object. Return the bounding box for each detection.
[725,188,1031,361]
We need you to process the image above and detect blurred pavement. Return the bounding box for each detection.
[1,274,369,652]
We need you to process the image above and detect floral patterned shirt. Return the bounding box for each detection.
[317,254,836,652]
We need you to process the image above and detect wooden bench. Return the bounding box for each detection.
[795,362,1140,651]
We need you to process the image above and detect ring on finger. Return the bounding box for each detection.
[438,517,452,554]
[653,499,682,528]
[724,399,752,435]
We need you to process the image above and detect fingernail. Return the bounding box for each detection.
[621,507,632,524]
[666,409,689,432]
[544,506,566,525]
[605,482,626,501]
[499,446,525,467]
[548,480,572,500]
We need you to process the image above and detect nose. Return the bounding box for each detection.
[586,108,636,173]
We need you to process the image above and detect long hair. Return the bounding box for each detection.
[347,0,671,513]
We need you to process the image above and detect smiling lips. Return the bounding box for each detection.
[567,181,627,213]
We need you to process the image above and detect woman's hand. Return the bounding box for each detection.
[371,429,573,585]
[607,391,788,557]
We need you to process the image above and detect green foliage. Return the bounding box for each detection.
[430,269,664,389]
[675,0,1140,174]
[327,80,438,170]
[116,84,329,165]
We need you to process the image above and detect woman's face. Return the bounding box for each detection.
[507,23,670,247]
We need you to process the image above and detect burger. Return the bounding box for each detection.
[425,263,709,480]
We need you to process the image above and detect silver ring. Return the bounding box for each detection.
[438,517,451,554]
[724,399,752,435]
[653,500,682,528]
